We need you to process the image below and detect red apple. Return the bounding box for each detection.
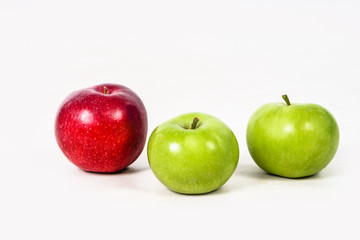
[55,83,148,173]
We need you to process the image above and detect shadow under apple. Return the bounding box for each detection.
[82,166,149,175]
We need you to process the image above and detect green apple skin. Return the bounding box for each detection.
[246,100,339,178]
[147,112,239,194]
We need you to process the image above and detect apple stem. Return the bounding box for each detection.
[104,86,108,94]
[191,117,200,129]
[282,94,291,106]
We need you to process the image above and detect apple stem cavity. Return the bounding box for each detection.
[104,86,108,95]
[282,94,291,106]
[191,117,200,130]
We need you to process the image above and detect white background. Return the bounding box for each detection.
[1,0,359,239]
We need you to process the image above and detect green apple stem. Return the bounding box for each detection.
[282,94,291,106]
[104,86,108,94]
[191,117,200,129]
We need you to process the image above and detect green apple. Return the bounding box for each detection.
[246,95,339,178]
[147,112,239,194]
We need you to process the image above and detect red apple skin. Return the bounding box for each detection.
[55,83,147,173]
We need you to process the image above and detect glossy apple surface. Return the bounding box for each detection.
[147,112,239,194]
[246,95,339,178]
[55,83,147,173]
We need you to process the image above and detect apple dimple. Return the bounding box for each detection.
[177,117,202,130]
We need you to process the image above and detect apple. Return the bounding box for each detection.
[246,95,339,178]
[147,112,239,194]
[55,83,147,173]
